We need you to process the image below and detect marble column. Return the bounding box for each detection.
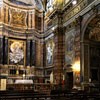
[0,36,3,64]
[26,40,31,66]
[3,37,8,64]
[31,40,36,66]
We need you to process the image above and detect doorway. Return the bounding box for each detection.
[66,72,73,90]
[90,42,100,83]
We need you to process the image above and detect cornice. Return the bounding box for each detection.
[62,0,83,14]
[62,1,72,11]
[63,0,86,22]
[1,24,45,40]
[63,0,99,27]
[49,9,63,19]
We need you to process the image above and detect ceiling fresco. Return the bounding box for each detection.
[8,0,34,6]
[7,0,43,9]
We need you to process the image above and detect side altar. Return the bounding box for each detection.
[7,79,34,90]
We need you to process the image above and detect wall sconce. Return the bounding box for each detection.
[72,61,80,72]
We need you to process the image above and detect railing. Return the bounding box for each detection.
[0,90,100,100]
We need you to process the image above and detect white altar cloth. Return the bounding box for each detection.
[15,80,33,84]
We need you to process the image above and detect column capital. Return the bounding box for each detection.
[75,16,82,26]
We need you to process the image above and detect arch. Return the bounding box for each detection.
[80,5,100,88]
[81,12,97,42]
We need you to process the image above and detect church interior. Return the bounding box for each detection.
[0,0,100,95]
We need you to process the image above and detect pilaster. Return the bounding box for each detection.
[74,16,82,87]
[32,10,35,29]
[53,10,65,85]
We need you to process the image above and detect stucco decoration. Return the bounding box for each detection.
[10,9,26,27]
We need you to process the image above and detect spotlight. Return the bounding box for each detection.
[72,0,77,5]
